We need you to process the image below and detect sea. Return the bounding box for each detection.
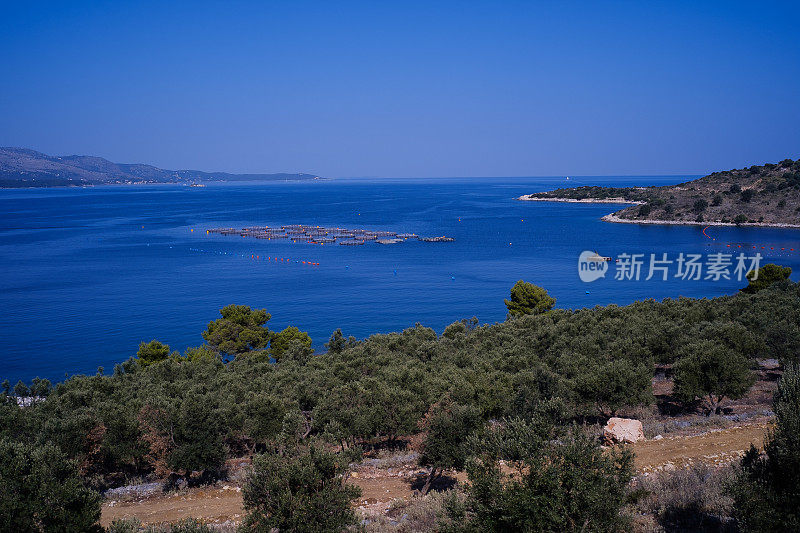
[2,176,799,385]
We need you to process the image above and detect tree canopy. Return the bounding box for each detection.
[136,340,172,367]
[673,340,755,415]
[741,263,792,294]
[0,439,102,533]
[504,280,556,317]
[201,305,273,358]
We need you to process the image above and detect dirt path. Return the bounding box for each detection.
[101,422,769,527]
[634,422,768,474]
[102,486,244,528]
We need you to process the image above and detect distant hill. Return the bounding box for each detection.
[0,147,321,187]
[520,159,800,227]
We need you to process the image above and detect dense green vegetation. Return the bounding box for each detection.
[526,158,800,226]
[0,439,103,532]
[463,418,634,532]
[1,276,799,530]
[730,364,800,532]
[240,446,362,532]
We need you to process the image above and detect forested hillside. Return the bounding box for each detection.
[523,159,800,227]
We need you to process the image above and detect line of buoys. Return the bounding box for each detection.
[189,248,320,265]
[713,243,798,254]
[702,226,798,254]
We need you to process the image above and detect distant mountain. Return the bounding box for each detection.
[0,147,321,187]
[520,159,800,227]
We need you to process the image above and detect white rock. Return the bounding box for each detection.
[603,417,645,444]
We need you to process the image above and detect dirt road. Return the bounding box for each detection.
[101,421,769,527]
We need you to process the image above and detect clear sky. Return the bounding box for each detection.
[1,1,799,177]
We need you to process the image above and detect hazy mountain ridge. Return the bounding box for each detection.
[0,147,321,187]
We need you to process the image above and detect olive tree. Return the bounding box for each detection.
[464,421,634,532]
[673,341,755,415]
[418,401,482,495]
[240,446,361,532]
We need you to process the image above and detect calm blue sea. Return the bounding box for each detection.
[2,176,799,384]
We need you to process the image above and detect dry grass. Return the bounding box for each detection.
[363,489,467,532]
[632,464,737,532]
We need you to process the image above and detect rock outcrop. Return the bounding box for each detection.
[603,417,645,444]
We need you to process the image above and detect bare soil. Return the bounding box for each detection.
[101,420,770,527]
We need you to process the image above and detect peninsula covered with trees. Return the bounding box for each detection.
[1,266,799,531]
[520,159,800,228]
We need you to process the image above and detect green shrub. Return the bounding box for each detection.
[240,446,361,532]
[464,425,634,532]
[693,199,708,213]
[270,326,312,362]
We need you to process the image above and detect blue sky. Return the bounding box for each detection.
[1,1,798,177]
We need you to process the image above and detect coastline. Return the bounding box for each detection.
[601,213,800,229]
[517,194,800,229]
[516,194,644,205]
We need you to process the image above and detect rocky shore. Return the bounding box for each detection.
[601,212,800,229]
